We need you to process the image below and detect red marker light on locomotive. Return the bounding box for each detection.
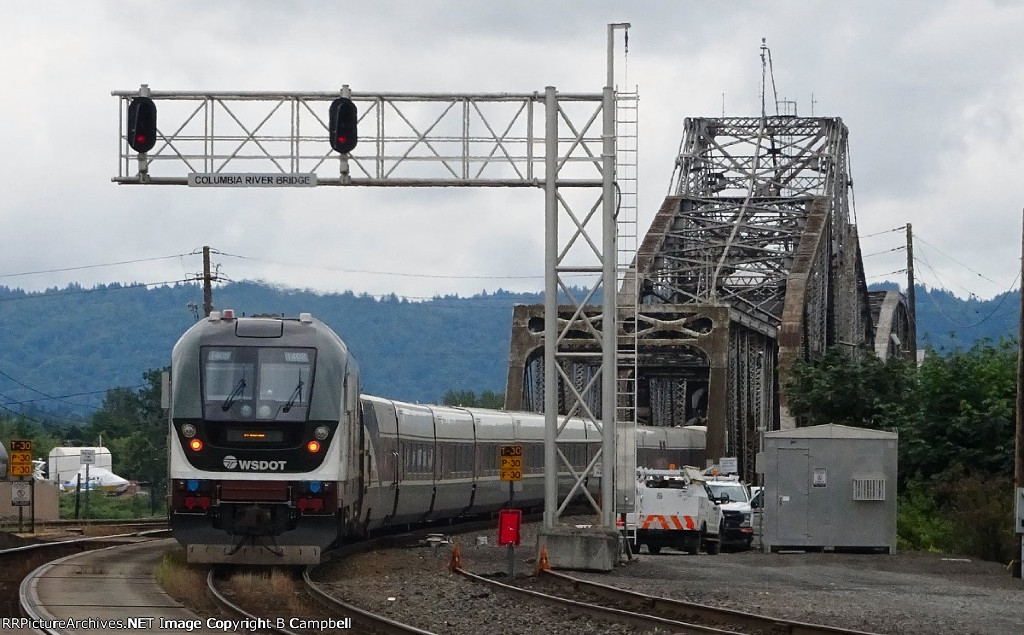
[307,440,320,453]
[189,439,203,451]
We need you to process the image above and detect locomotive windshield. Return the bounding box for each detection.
[201,346,316,422]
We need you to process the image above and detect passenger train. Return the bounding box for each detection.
[168,311,705,564]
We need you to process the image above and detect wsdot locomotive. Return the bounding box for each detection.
[168,311,705,564]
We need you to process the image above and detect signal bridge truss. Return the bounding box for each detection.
[112,84,634,532]
[112,88,607,188]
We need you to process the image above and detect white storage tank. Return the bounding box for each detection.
[756,424,897,553]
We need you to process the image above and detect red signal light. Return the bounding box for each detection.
[126,96,157,153]
[328,97,358,154]
[189,439,203,451]
[307,440,320,453]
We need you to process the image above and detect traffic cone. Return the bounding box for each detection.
[535,546,551,575]
[448,544,463,572]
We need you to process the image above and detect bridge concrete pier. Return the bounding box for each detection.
[536,526,621,572]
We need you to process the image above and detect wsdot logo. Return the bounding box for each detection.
[221,455,288,471]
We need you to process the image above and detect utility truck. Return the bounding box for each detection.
[624,466,723,555]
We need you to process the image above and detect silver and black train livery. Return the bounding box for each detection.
[168,311,705,564]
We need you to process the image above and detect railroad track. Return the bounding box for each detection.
[203,528,486,635]
[451,564,881,635]
[206,569,303,635]
[18,538,223,635]
[1,526,171,618]
[302,566,434,635]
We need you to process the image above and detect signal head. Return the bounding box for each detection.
[126,96,158,153]
[328,97,358,154]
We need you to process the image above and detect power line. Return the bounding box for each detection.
[0,401,91,426]
[859,225,906,239]
[0,369,103,411]
[219,251,546,281]
[913,254,1021,329]
[0,279,191,302]
[863,245,906,258]
[913,233,1005,288]
[0,254,191,279]
[866,269,907,280]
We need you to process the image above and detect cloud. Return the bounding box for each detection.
[1,0,1022,303]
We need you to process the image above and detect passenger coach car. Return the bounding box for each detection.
[168,311,706,564]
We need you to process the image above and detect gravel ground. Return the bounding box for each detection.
[313,518,1024,635]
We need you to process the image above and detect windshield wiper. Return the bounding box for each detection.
[221,377,247,411]
[282,377,305,413]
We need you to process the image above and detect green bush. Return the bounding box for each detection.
[943,471,1015,563]
[897,481,952,552]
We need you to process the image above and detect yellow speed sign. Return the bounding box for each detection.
[499,445,523,481]
[9,440,33,479]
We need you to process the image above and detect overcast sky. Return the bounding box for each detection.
[2,0,1023,304]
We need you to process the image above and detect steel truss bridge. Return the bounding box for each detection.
[507,116,916,479]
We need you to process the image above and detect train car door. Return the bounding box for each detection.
[359,396,401,531]
[392,403,435,525]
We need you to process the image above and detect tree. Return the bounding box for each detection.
[784,346,918,430]
[901,338,1016,482]
[85,368,168,491]
[442,389,505,409]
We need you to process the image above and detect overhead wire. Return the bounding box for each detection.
[0,254,190,279]
[912,252,1020,329]
[0,279,193,302]
[0,369,104,411]
[218,251,549,281]
[913,233,1004,288]
[859,225,906,239]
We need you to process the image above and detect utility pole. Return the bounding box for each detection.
[203,245,214,317]
[1015,209,1024,578]
[906,224,917,356]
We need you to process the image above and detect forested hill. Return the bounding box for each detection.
[0,281,1017,421]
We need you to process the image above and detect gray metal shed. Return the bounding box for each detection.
[757,424,897,553]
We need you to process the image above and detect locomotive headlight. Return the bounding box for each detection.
[314,425,329,440]
[181,423,197,438]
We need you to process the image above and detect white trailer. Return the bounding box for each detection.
[47,447,113,485]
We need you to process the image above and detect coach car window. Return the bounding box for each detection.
[201,346,316,422]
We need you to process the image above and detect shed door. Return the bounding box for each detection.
[778,448,809,542]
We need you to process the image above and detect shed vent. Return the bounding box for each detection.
[852,478,886,501]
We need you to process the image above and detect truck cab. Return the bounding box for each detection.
[623,467,722,555]
[704,474,754,551]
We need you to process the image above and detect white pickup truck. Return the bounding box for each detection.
[623,467,723,555]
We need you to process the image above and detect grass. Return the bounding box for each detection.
[225,568,309,615]
[154,548,218,612]
[59,489,166,520]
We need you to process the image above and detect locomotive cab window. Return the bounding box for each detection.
[201,346,316,422]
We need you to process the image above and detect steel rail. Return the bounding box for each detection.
[453,566,736,635]
[539,569,880,635]
[301,567,436,635]
[19,539,167,633]
[206,569,300,635]
[1,528,170,556]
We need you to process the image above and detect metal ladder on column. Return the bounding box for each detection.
[615,90,639,545]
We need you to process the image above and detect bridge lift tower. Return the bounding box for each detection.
[113,24,635,571]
